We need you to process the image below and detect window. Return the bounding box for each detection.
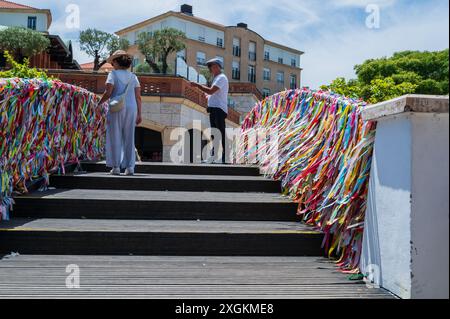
[291,58,297,68]
[264,51,270,61]
[248,65,256,83]
[278,57,284,64]
[232,61,240,80]
[249,42,257,61]
[178,21,187,34]
[233,38,241,57]
[197,52,206,66]
[198,27,206,42]
[216,56,224,66]
[217,37,224,48]
[290,74,298,89]
[277,71,285,84]
[263,68,271,81]
[263,88,271,98]
[216,56,224,63]
[177,49,186,61]
[27,16,37,30]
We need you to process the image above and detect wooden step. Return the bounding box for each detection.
[49,173,281,193]
[0,255,395,299]
[81,162,261,176]
[13,189,299,222]
[0,219,324,256]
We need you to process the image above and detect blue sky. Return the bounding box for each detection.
[17,0,450,89]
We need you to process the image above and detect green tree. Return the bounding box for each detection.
[199,67,213,85]
[0,27,50,62]
[134,62,152,74]
[79,28,130,71]
[0,51,52,79]
[137,28,186,74]
[322,49,449,103]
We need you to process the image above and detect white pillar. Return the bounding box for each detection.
[361,95,449,299]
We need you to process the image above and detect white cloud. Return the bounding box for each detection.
[16,0,450,88]
[332,0,397,8]
[300,1,449,88]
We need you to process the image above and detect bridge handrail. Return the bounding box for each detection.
[0,78,106,220]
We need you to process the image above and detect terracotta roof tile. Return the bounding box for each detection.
[0,0,35,9]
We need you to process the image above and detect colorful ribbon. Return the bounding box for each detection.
[238,89,376,272]
[0,78,107,220]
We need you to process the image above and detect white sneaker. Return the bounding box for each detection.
[110,168,121,176]
[202,158,214,164]
[124,168,135,176]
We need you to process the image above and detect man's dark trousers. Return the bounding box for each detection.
[209,107,227,163]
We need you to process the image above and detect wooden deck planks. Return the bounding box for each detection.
[0,218,319,234]
[0,255,395,299]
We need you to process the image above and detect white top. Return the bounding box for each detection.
[106,70,141,110]
[208,73,229,114]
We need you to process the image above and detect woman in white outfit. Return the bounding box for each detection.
[99,50,142,176]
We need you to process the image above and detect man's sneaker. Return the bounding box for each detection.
[124,168,135,176]
[110,168,121,176]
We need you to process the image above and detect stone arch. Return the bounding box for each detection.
[135,124,163,162]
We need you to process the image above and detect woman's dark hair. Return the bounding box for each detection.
[113,55,133,68]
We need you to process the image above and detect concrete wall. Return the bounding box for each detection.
[228,93,259,121]
[361,95,449,299]
[361,114,413,298]
[410,113,449,298]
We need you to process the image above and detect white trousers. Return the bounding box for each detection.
[105,106,137,169]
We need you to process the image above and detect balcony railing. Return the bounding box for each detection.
[46,70,242,124]
[229,82,263,100]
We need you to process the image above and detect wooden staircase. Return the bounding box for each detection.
[0,162,393,298]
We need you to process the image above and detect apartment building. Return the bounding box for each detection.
[0,0,51,32]
[116,4,304,98]
[0,0,79,70]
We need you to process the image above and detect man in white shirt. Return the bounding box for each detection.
[191,58,229,164]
